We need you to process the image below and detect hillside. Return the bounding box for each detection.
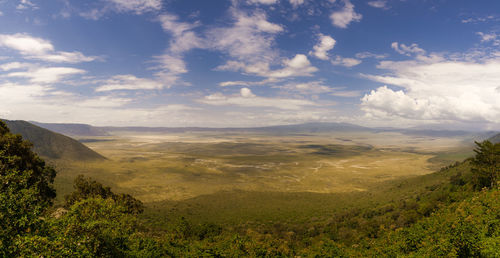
[31,121,109,137]
[2,119,105,161]
[489,132,500,143]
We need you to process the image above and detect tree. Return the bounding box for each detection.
[471,140,499,190]
[65,175,144,214]
[0,120,56,254]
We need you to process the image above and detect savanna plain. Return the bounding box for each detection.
[52,130,473,226]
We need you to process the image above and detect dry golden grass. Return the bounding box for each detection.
[53,131,470,203]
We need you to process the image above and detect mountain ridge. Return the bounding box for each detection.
[2,119,105,161]
[25,120,498,139]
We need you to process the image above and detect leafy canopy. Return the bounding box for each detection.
[0,120,56,254]
[471,140,499,189]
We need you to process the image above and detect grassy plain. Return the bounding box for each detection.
[51,131,473,226]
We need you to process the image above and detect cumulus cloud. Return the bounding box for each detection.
[361,55,500,125]
[330,0,362,28]
[331,55,361,67]
[391,42,426,56]
[309,34,336,60]
[0,33,98,63]
[268,54,318,77]
[240,87,256,97]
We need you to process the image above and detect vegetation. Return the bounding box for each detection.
[1,119,499,256]
[0,121,56,255]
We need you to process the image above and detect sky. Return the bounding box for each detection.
[0,0,499,130]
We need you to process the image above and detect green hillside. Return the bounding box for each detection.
[2,119,105,161]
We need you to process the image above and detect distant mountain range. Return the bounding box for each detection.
[3,120,105,161]
[31,121,109,137]
[9,120,498,140]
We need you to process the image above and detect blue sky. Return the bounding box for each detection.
[0,0,499,129]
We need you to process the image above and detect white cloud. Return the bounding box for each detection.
[0,82,48,103]
[0,81,200,126]
[268,54,318,77]
[158,14,204,53]
[0,62,33,71]
[331,55,361,67]
[79,0,161,20]
[95,74,164,92]
[0,33,53,55]
[391,42,426,56]
[7,67,86,84]
[240,87,256,97]
[361,56,500,124]
[330,89,362,97]
[461,15,498,24]
[149,54,189,88]
[78,96,132,108]
[278,81,361,97]
[367,0,388,9]
[27,51,99,63]
[219,78,279,87]
[200,91,318,110]
[289,0,305,8]
[355,52,388,59]
[17,0,37,10]
[330,0,362,29]
[217,54,318,78]
[309,34,336,60]
[247,0,278,4]
[107,0,162,14]
[279,81,333,94]
[477,32,500,46]
[0,33,98,63]
[208,8,283,64]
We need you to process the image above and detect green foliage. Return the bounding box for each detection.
[14,197,158,257]
[65,175,144,214]
[2,125,499,256]
[0,120,56,255]
[375,187,500,257]
[471,140,499,189]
